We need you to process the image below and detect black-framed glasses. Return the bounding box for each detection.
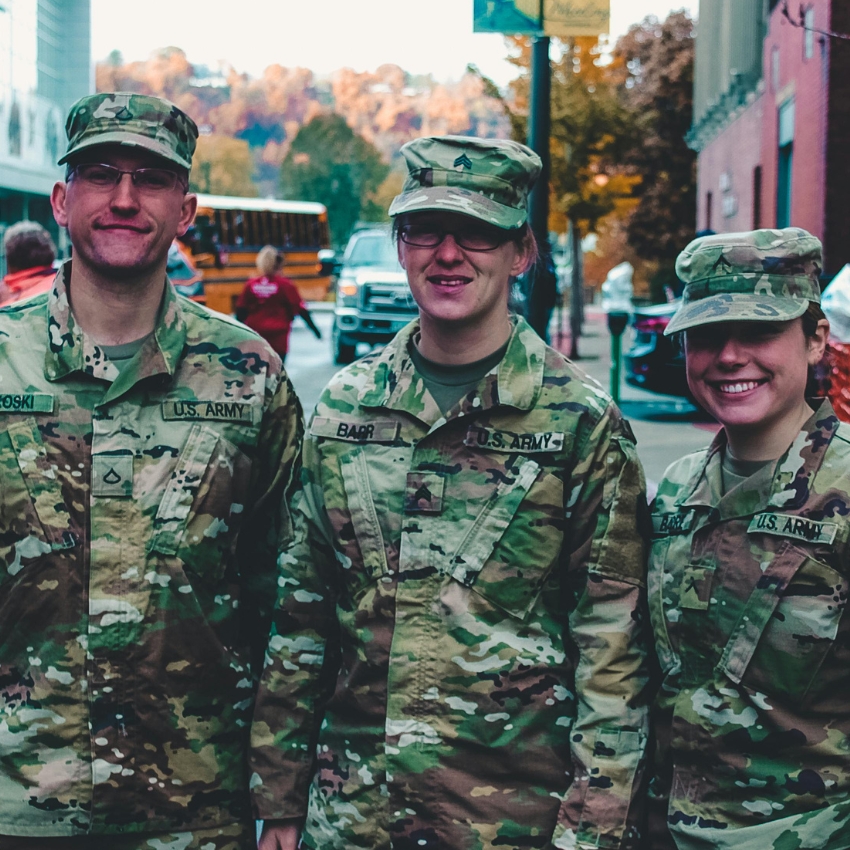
[398,223,510,252]
[70,163,186,193]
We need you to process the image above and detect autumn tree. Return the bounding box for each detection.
[614,12,697,300]
[280,114,389,247]
[189,135,258,197]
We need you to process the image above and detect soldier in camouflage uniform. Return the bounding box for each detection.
[251,135,653,850]
[0,93,303,849]
[647,228,850,849]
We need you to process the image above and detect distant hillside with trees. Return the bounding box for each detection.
[97,49,510,205]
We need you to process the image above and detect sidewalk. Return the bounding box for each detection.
[549,307,718,488]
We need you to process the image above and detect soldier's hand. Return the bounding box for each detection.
[258,820,300,850]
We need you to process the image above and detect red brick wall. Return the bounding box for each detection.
[697,95,765,233]
[760,0,831,243]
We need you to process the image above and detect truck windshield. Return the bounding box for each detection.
[347,234,400,267]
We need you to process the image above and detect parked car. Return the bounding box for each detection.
[624,300,690,397]
[331,226,418,364]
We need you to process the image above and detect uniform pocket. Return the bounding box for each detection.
[719,546,846,701]
[0,420,74,580]
[450,458,562,620]
[148,424,253,581]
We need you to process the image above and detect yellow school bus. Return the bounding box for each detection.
[185,194,333,315]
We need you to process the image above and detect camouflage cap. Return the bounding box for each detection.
[58,92,198,170]
[665,227,823,335]
[388,135,542,230]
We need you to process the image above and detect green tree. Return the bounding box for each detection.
[189,135,258,197]
[614,12,697,300]
[280,114,389,247]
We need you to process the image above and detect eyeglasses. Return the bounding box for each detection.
[398,223,510,252]
[70,163,186,193]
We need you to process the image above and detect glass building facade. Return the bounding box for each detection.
[0,0,91,274]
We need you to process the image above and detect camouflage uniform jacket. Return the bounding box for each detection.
[647,401,850,850]
[0,263,303,836]
[250,317,652,850]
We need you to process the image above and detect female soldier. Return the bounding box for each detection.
[251,136,652,850]
[647,228,850,849]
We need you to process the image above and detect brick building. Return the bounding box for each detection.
[689,0,850,276]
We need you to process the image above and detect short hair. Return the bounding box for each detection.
[3,222,56,273]
[256,245,282,276]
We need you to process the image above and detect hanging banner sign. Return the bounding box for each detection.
[543,0,610,37]
[473,0,543,34]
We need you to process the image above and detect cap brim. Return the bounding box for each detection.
[58,132,192,170]
[665,293,809,335]
[388,186,526,230]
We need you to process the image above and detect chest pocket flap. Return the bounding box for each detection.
[448,458,541,611]
[6,418,75,551]
[149,424,219,556]
[339,448,390,581]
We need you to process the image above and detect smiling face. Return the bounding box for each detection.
[685,317,828,451]
[397,211,531,339]
[51,145,197,284]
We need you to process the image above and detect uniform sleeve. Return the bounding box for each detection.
[552,405,653,850]
[237,370,305,671]
[248,426,341,820]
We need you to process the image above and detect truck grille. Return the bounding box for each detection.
[361,283,418,316]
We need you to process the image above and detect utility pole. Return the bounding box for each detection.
[526,33,558,342]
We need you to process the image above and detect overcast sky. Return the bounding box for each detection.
[91,0,699,86]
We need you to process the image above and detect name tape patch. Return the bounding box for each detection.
[161,400,255,424]
[465,425,565,454]
[0,393,54,414]
[311,417,400,443]
[748,512,838,545]
[652,511,697,537]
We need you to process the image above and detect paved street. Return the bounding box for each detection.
[285,305,720,494]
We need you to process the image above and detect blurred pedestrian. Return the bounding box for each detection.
[647,228,850,849]
[0,221,56,305]
[235,245,321,361]
[0,92,304,850]
[252,135,653,850]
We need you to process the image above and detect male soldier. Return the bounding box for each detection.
[251,136,652,850]
[0,93,303,849]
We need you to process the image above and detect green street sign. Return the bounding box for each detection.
[473,0,542,34]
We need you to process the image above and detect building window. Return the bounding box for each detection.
[777,99,795,228]
[805,7,815,60]
[753,166,763,229]
[772,45,781,91]
[706,191,713,231]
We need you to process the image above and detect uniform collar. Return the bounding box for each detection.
[44,261,188,396]
[677,399,840,514]
[357,314,546,427]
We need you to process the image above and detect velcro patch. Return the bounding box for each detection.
[652,511,697,537]
[311,417,400,443]
[465,425,565,454]
[0,393,54,414]
[748,513,838,546]
[404,472,445,514]
[161,400,255,424]
[92,455,134,498]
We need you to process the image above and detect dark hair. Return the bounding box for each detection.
[392,214,538,268]
[3,221,56,273]
[802,301,827,338]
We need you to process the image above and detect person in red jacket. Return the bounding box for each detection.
[0,221,57,306]
[235,245,321,361]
